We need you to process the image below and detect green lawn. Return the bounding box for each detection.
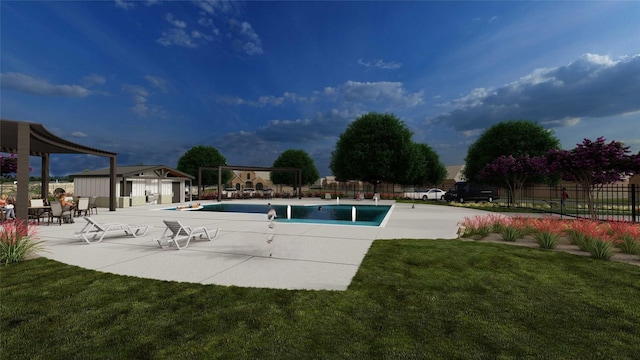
[2,240,639,359]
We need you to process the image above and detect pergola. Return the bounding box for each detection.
[197,165,302,202]
[1,119,117,220]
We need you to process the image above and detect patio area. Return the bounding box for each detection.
[32,199,491,290]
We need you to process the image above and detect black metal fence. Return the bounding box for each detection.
[504,184,638,223]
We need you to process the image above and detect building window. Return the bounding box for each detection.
[256,183,263,190]
[247,173,251,180]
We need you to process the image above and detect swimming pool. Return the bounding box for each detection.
[173,203,392,226]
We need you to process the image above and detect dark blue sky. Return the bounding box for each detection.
[1,1,639,176]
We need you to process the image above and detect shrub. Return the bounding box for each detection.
[565,219,602,251]
[608,221,640,255]
[458,214,511,239]
[501,226,523,242]
[0,219,44,265]
[588,237,615,260]
[565,220,616,260]
[534,231,560,249]
[510,216,536,236]
[531,217,565,249]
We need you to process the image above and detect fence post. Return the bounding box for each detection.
[632,184,636,223]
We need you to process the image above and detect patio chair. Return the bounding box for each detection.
[74,197,90,217]
[74,217,150,244]
[88,196,98,215]
[155,220,219,250]
[49,201,73,225]
[28,199,51,224]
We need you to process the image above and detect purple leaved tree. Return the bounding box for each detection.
[546,137,635,220]
[1,153,19,178]
[479,154,547,206]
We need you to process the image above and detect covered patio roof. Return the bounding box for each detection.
[1,119,118,219]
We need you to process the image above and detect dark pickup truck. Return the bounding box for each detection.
[443,182,500,203]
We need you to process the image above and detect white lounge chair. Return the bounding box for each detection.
[74,217,150,244]
[155,220,219,250]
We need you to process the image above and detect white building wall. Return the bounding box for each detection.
[74,172,190,207]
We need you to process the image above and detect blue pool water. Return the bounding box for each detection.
[177,203,392,226]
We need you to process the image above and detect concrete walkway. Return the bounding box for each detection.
[33,199,491,290]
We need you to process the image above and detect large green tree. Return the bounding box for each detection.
[413,143,448,186]
[176,145,231,189]
[464,120,560,182]
[271,149,320,189]
[330,112,415,193]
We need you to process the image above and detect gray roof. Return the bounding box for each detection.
[71,165,194,179]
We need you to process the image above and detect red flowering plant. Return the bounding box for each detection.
[585,228,616,260]
[0,219,43,265]
[608,221,640,255]
[457,214,511,239]
[530,217,566,249]
[565,219,602,251]
[565,219,620,260]
[499,216,536,242]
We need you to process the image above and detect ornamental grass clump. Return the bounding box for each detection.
[500,226,522,242]
[565,219,601,251]
[0,219,43,265]
[499,216,533,242]
[566,220,616,260]
[531,217,565,249]
[608,221,640,255]
[458,214,510,239]
[588,235,616,260]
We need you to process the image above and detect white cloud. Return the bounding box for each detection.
[145,75,167,92]
[431,53,640,132]
[357,59,402,70]
[122,84,169,119]
[191,30,213,41]
[229,19,263,55]
[195,0,238,16]
[114,0,135,10]
[157,11,218,48]
[216,92,315,107]
[199,17,214,27]
[0,72,92,97]
[165,13,187,28]
[71,131,88,137]
[122,85,149,117]
[324,81,424,107]
[541,117,581,127]
[217,81,423,110]
[82,74,106,87]
[157,28,197,48]
[114,0,158,10]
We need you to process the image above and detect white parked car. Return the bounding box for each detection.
[404,188,445,201]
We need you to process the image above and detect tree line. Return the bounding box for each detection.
[175,112,448,194]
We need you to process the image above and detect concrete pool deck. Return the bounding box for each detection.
[33,199,492,291]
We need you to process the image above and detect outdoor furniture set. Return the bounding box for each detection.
[73,217,219,250]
